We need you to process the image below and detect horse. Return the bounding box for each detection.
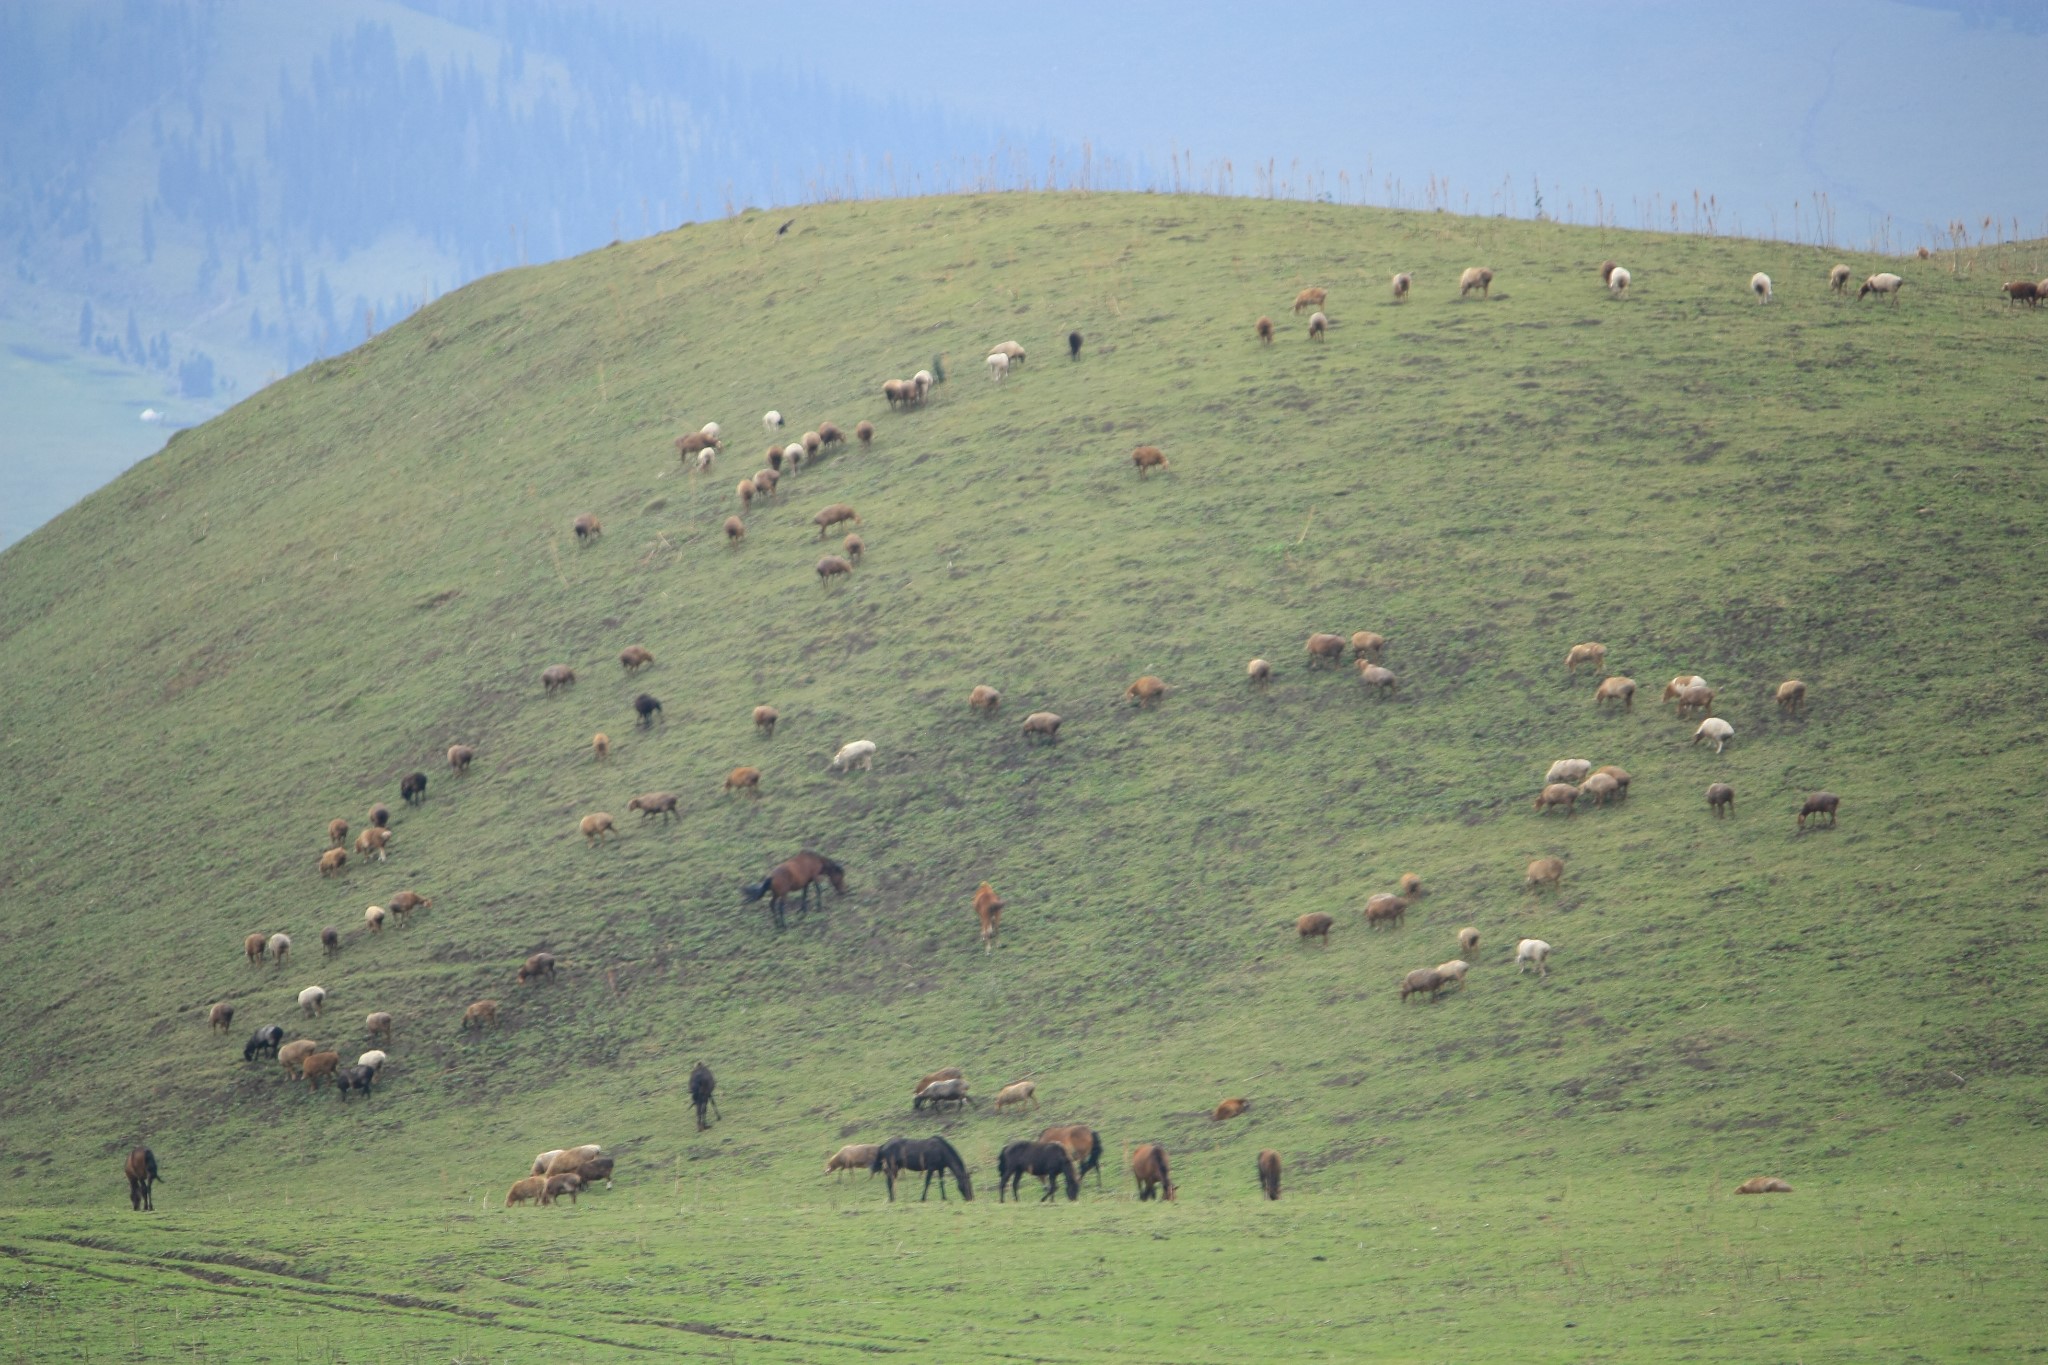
[689,1061,720,1131]
[1258,1149,1282,1200]
[998,1141,1079,1203]
[871,1136,973,1202]
[741,851,846,929]
[1131,1143,1174,1201]
[1038,1124,1105,1190]
[125,1147,161,1211]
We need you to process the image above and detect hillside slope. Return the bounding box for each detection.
[1,193,2044,1362]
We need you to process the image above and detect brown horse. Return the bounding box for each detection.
[125,1147,160,1211]
[1039,1124,1105,1189]
[973,882,1004,954]
[741,851,846,930]
[1131,1143,1174,1201]
[1258,1149,1282,1200]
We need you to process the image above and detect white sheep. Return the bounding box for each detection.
[993,340,1025,366]
[830,739,877,772]
[533,1144,602,1176]
[699,422,721,441]
[1859,273,1904,306]
[783,441,804,467]
[1692,717,1735,753]
[1391,271,1412,301]
[298,985,327,1017]
[1545,758,1594,785]
[763,410,783,434]
[1662,674,1709,703]
[365,904,387,932]
[357,1049,387,1073]
[1751,272,1773,302]
[986,352,1009,382]
[1516,939,1552,977]
[695,448,715,472]
[1608,266,1631,297]
[1434,959,1471,985]
[912,370,933,402]
[267,932,292,964]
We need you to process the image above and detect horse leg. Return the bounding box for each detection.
[129,1178,140,1212]
[710,1097,722,1120]
[920,1168,936,1202]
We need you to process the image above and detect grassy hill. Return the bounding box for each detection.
[1,192,2044,1363]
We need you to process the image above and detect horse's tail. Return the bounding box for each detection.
[739,877,772,902]
[145,1151,160,1181]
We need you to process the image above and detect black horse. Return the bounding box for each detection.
[872,1136,973,1202]
[242,1024,284,1062]
[125,1147,160,1211]
[997,1141,1078,1203]
[689,1062,720,1131]
[741,851,846,930]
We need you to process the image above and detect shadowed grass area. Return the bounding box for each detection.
[1,192,2044,1362]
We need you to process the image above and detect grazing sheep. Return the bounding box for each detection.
[762,410,783,434]
[543,1174,584,1206]
[913,370,934,402]
[1707,782,1735,816]
[388,890,431,925]
[1391,271,1412,301]
[1435,959,1472,986]
[1247,658,1272,688]
[592,732,610,762]
[506,1176,549,1207]
[816,555,853,586]
[353,826,393,862]
[518,953,558,985]
[580,813,617,845]
[676,431,715,459]
[364,904,387,933]
[1399,873,1424,898]
[1607,266,1631,298]
[1674,685,1717,719]
[969,685,1001,714]
[1258,1149,1282,1200]
[1662,675,1709,703]
[268,933,291,966]
[818,422,845,448]
[1401,967,1451,1002]
[1545,759,1593,786]
[1068,330,1083,358]
[618,646,655,673]
[1830,263,1853,294]
[1459,267,1494,298]
[814,503,859,537]
[802,431,822,459]
[542,664,577,694]
[1534,783,1579,816]
[1577,772,1621,807]
[827,1144,881,1177]
[737,478,754,510]
[1297,911,1335,946]
[1364,894,1407,930]
[357,1048,387,1073]
[1859,273,1905,305]
[367,1011,394,1042]
[1351,631,1386,661]
[572,514,602,544]
[1306,633,1346,667]
[1131,445,1169,476]
[1751,272,1773,302]
[462,999,498,1031]
[301,1051,341,1090]
[1736,1177,1794,1194]
[1021,712,1063,744]
[1594,765,1631,799]
[724,515,745,546]
[633,693,663,727]
[1692,717,1735,753]
[244,1025,284,1061]
[700,422,721,442]
[830,739,877,772]
[334,1063,377,1100]
[319,849,347,878]
[1516,938,1553,976]
[209,1002,235,1032]
[400,771,427,806]
[856,419,875,447]
[627,791,679,821]
[695,447,715,472]
[2003,280,2042,307]
[328,818,349,848]
[1125,675,1168,706]
[1526,857,1564,891]
[993,1081,1038,1112]
[447,744,476,774]
[986,352,1011,382]
[1212,1097,1250,1121]
[843,533,864,564]
[1458,926,1480,954]
[1797,791,1840,830]
[570,1157,616,1190]
[754,705,779,737]
[1356,662,1397,697]
[913,1068,964,1104]
[1256,316,1274,344]
[724,766,763,796]
[278,1039,318,1078]
[245,932,267,966]
[1293,287,1326,314]
[1595,675,1637,711]
[1565,642,1607,675]
[1776,679,1806,714]
[298,985,326,1018]
[369,801,390,828]
[882,379,908,408]
[784,442,805,471]
[1308,311,1327,340]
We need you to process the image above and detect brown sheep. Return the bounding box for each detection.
[1125,675,1169,706]
[1674,685,1717,719]
[1736,1177,1794,1194]
[1391,271,1412,301]
[753,705,779,737]
[302,1051,341,1090]
[369,802,390,828]
[1247,658,1272,688]
[856,419,875,447]
[245,931,267,966]
[627,791,679,822]
[1797,791,1839,830]
[724,766,763,797]
[1578,772,1621,807]
[827,1144,881,1176]
[319,849,348,878]
[1212,1097,1250,1121]
[736,478,754,510]
[1356,662,1397,697]
[2004,280,2042,307]
[367,1011,394,1043]
[518,952,558,985]
[753,468,778,498]
[389,890,431,921]
[1458,926,1480,954]
[1258,1149,1282,1201]
[1351,632,1386,662]
[1662,675,1709,703]
[541,664,577,694]
[1364,894,1408,930]
[543,1173,584,1205]
[1594,676,1636,711]
[1256,316,1274,344]
[1021,712,1063,744]
[580,813,617,845]
[724,515,745,546]
[1594,765,1631,799]
[571,1156,616,1189]
[353,826,393,862]
[592,732,610,762]
[506,1176,549,1207]
[969,685,1001,714]
[1131,445,1170,476]
[1307,311,1327,340]
[1707,782,1735,817]
[447,743,476,774]
[1401,968,1451,1002]
[1293,287,1327,314]
[321,926,341,955]
[816,555,853,586]
[1534,783,1579,816]
[993,1081,1038,1113]
[1564,642,1607,675]
[1458,266,1494,298]
[1399,872,1424,898]
[675,430,716,458]
[1776,679,1806,714]
[572,514,602,544]
[814,503,859,537]
[843,533,864,564]
[1526,857,1565,891]
[818,421,845,448]
[328,818,349,848]
[1306,633,1346,667]
[802,431,822,460]
[462,999,498,1031]
[209,1002,235,1032]
[974,882,1005,953]
[278,1040,318,1078]
[619,646,655,672]
[1297,912,1334,946]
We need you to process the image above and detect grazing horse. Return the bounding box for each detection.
[1131,1143,1174,1201]
[689,1061,720,1131]
[973,882,1004,953]
[741,851,846,930]
[1038,1124,1105,1189]
[125,1147,161,1211]
[1258,1149,1282,1200]
[998,1141,1079,1203]
[871,1136,973,1202]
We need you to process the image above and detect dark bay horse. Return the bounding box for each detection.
[689,1062,720,1131]
[741,851,846,929]
[125,1148,160,1211]
[871,1136,973,1202]
[1131,1143,1174,1201]
[998,1141,1079,1203]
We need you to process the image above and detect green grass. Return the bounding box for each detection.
[2,192,2045,1362]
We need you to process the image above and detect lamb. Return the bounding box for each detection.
[1751,272,1773,302]
[1400,968,1451,1002]
[1297,911,1335,946]
[1516,938,1553,977]
[1545,759,1593,785]
[1391,272,1412,302]
[592,732,610,762]
[1306,633,1346,667]
[580,812,618,845]
[1021,712,1062,743]
[969,685,1001,714]
[1458,927,1480,954]
[1525,857,1564,891]
[754,704,779,736]
[737,478,754,510]
[1858,273,1904,305]
[826,1144,881,1176]
[724,515,745,545]
[1212,1098,1250,1121]
[1131,445,1170,476]
[298,985,326,1017]
[843,533,864,564]
[1595,675,1636,710]
[353,826,393,862]
[1674,685,1717,719]
[1707,782,1735,816]
[816,555,853,586]
[1308,311,1327,340]
[1399,873,1424,898]
[209,1002,235,1031]
[855,420,874,447]
[1534,783,1579,816]
[814,503,858,537]
[762,410,783,434]
[993,1081,1039,1112]
[1458,267,1494,298]
[1736,1177,1794,1194]
[830,739,877,772]
[518,952,558,985]
[1692,717,1735,753]
[328,818,349,848]
[1577,772,1621,806]
[1797,791,1839,830]
[572,514,602,544]
[627,791,679,821]
[319,849,348,877]
[1293,287,1326,314]
[1068,330,1083,358]
[1608,266,1631,298]
[462,999,498,1031]
[1125,675,1168,706]
[1564,642,1607,675]
[1830,263,1853,294]
[1356,662,1397,696]
[267,932,291,966]
[1247,658,1272,688]
[542,664,577,694]
[364,904,387,933]
[366,1011,394,1042]
[447,743,476,773]
[695,447,715,472]
[1351,632,1386,661]
[1776,679,1806,713]
[1256,316,1274,344]
[724,766,762,796]
[1364,893,1407,929]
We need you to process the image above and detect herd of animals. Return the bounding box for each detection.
[127,246,1982,1217]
